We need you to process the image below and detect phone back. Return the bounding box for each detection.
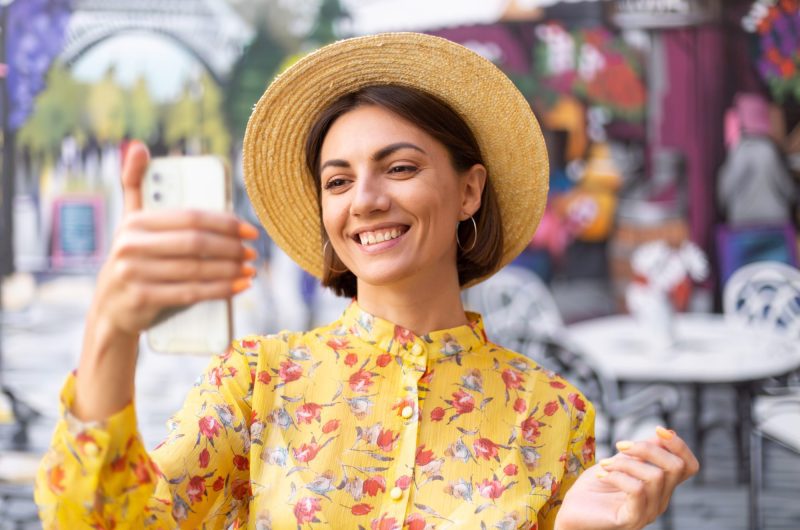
[142,156,232,355]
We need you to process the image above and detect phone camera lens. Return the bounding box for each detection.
[153,173,162,183]
[153,191,162,202]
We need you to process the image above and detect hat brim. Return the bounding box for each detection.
[243,32,548,286]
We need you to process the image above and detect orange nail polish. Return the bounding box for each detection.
[616,440,634,451]
[240,264,256,278]
[243,247,257,261]
[656,426,675,441]
[232,278,251,294]
[239,222,260,240]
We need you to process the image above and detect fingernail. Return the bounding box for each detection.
[616,440,634,451]
[232,278,251,294]
[240,264,256,278]
[599,458,613,468]
[596,470,608,479]
[243,247,257,261]
[239,222,260,240]
[656,426,675,441]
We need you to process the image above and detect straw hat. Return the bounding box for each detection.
[243,32,548,284]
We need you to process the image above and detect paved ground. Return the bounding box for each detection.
[1,272,798,529]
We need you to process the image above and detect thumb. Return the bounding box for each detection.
[121,141,150,215]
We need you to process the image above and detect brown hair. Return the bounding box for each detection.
[305,85,503,298]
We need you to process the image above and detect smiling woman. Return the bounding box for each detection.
[305,85,504,298]
[34,32,698,530]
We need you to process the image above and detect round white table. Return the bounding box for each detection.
[566,313,800,483]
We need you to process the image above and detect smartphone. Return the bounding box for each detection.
[142,155,233,355]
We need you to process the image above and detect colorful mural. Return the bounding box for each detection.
[752,1,800,102]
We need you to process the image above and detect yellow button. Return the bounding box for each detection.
[410,343,423,356]
[83,442,99,457]
[390,486,403,500]
[401,406,414,419]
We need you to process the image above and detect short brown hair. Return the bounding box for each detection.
[305,85,503,298]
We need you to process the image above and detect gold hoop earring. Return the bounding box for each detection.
[323,240,349,274]
[456,216,478,252]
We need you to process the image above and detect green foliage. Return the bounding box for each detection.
[126,77,158,142]
[87,69,126,143]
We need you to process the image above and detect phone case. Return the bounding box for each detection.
[142,156,233,355]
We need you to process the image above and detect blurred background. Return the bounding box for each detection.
[0,0,799,528]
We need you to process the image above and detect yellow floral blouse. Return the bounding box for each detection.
[35,301,595,529]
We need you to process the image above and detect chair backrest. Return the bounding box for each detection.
[723,261,800,339]
[463,266,564,357]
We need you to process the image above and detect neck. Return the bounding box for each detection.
[356,270,468,336]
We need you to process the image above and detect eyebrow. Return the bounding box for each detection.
[320,142,427,172]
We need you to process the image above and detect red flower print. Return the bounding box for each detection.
[231,478,250,500]
[568,393,586,412]
[392,397,415,417]
[394,325,414,346]
[549,380,566,389]
[521,416,542,443]
[322,419,340,434]
[583,436,596,463]
[199,416,222,439]
[473,438,500,461]
[133,457,152,485]
[344,353,358,366]
[241,339,258,350]
[406,513,427,530]
[395,475,412,490]
[513,398,527,413]
[294,496,322,524]
[376,352,392,367]
[363,475,386,497]
[476,478,506,500]
[110,455,125,472]
[227,366,237,377]
[501,369,524,389]
[47,465,65,494]
[199,448,210,469]
[233,454,249,471]
[430,406,445,421]
[376,428,399,452]
[372,513,400,530]
[451,389,475,414]
[293,441,322,463]
[415,445,434,466]
[279,360,303,383]
[187,476,206,504]
[419,368,434,384]
[212,476,224,491]
[504,463,518,476]
[352,503,373,516]
[296,403,322,424]
[327,337,350,351]
[544,400,559,416]
[349,368,374,393]
[208,366,223,387]
[257,370,271,384]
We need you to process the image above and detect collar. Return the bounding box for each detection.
[336,300,489,362]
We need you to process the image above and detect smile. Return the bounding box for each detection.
[354,226,409,247]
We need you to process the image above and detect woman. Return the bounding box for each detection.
[35,33,697,529]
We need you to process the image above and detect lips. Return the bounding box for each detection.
[353,225,409,247]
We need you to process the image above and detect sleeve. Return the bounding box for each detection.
[34,340,256,529]
[536,397,596,530]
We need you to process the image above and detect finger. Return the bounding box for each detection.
[597,470,649,525]
[615,440,685,483]
[121,141,150,215]
[600,455,666,519]
[115,258,256,283]
[653,427,700,480]
[128,278,252,312]
[125,210,260,240]
[115,230,255,261]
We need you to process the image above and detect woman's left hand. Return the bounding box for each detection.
[554,426,699,530]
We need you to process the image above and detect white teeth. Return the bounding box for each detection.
[358,228,405,246]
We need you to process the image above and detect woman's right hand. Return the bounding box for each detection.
[74,141,258,421]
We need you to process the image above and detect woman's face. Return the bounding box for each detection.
[319,104,484,291]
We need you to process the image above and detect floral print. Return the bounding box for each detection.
[34,301,594,529]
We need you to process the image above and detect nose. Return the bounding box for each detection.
[350,172,390,216]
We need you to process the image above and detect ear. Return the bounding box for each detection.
[460,163,486,219]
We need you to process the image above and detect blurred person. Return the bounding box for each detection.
[34,34,697,529]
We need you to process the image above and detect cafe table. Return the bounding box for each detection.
[566,312,800,481]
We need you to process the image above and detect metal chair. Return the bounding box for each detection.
[722,262,800,530]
